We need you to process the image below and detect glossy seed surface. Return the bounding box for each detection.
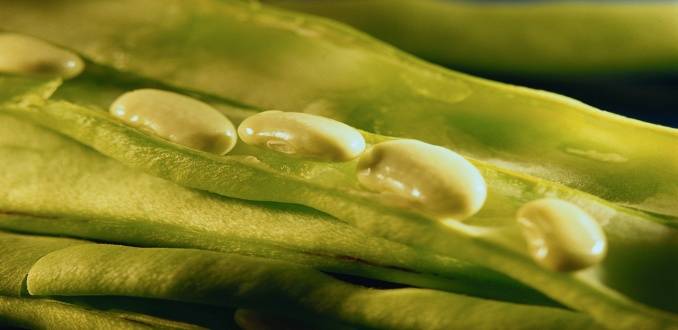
[0,33,84,79]
[517,198,607,272]
[237,110,366,161]
[110,89,237,155]
[356,139,487,220]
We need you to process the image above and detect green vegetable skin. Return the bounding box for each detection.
[0,76,575,327]
[0,0,676,329]
[0,228,232,330]
[9,68,676,329]
[1,297,166,330]
[5,62,677,329]
[0,230,599,330]
[0,104,541,304]
[265,0,678,76]
[2,0,677,219]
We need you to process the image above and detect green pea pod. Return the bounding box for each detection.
[0,296,201,330]
[0,111,544,304]
[0,228,236,329]
[21,237,601,330]
[0,231,244,330]
[233,308,349,330]
[0,230,597,330]
[0,231,221,330]
[5,70,676,329]
[0,230,88,296]
[1,0,677,218]
[0,69,532,307]
[55,296,238,330]
[0,75,60,109]
[0,72,546,304]
[264,0,678,76]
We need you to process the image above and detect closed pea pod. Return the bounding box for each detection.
[0,33,84,79]
[110,89,237,155]
[517,198,607,272]
[356,139,487,220]
[237,110,366,161]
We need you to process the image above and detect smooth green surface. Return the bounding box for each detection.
[0,231,229,330]
[0,296,224,330]
[267,0,678,75]
[26,242,601,330]
[1,296,154,330]
[56,296,238,330]
[0,231,88,296]
[1,0,677,219]
[0,75,60,107]
[0,228,597,330]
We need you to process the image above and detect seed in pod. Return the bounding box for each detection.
[237,110,366,161]
[0,33,84,79]
[109,89,237,155]
[517,198,607,272]
[356,139,487,220]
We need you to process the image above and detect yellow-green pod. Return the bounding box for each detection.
[268,0,678,75]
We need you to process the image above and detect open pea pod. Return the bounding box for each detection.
[0,74,543,304]
[1,0,677,218]
[11,233,599,330]
[0,112,544,304]
[0,69,534,304]
[265,0,678,76]
[5,71,676,329]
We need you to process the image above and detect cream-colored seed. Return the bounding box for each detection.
[517,198,607,272]
[237,110,366,161]
[356,139,487,220]
[0,33,84,79]
[110,89,237,155]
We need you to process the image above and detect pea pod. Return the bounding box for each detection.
[0,296,196,330]
[0,75,59,109]
[1,295,236,330]
[5,42,671,328]
[5,71,676,329]
[6,233,598,330]
[265,0,678,76]
[0,230,599,330]
[0,228,88,296]
[2,1,677,328]
[0,228,236,329]
[1,0,677,218]
[54,296,238,330]
[0,78,541,304]
[0,230,234,330]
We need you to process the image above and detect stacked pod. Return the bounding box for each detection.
[0,0,676,329]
